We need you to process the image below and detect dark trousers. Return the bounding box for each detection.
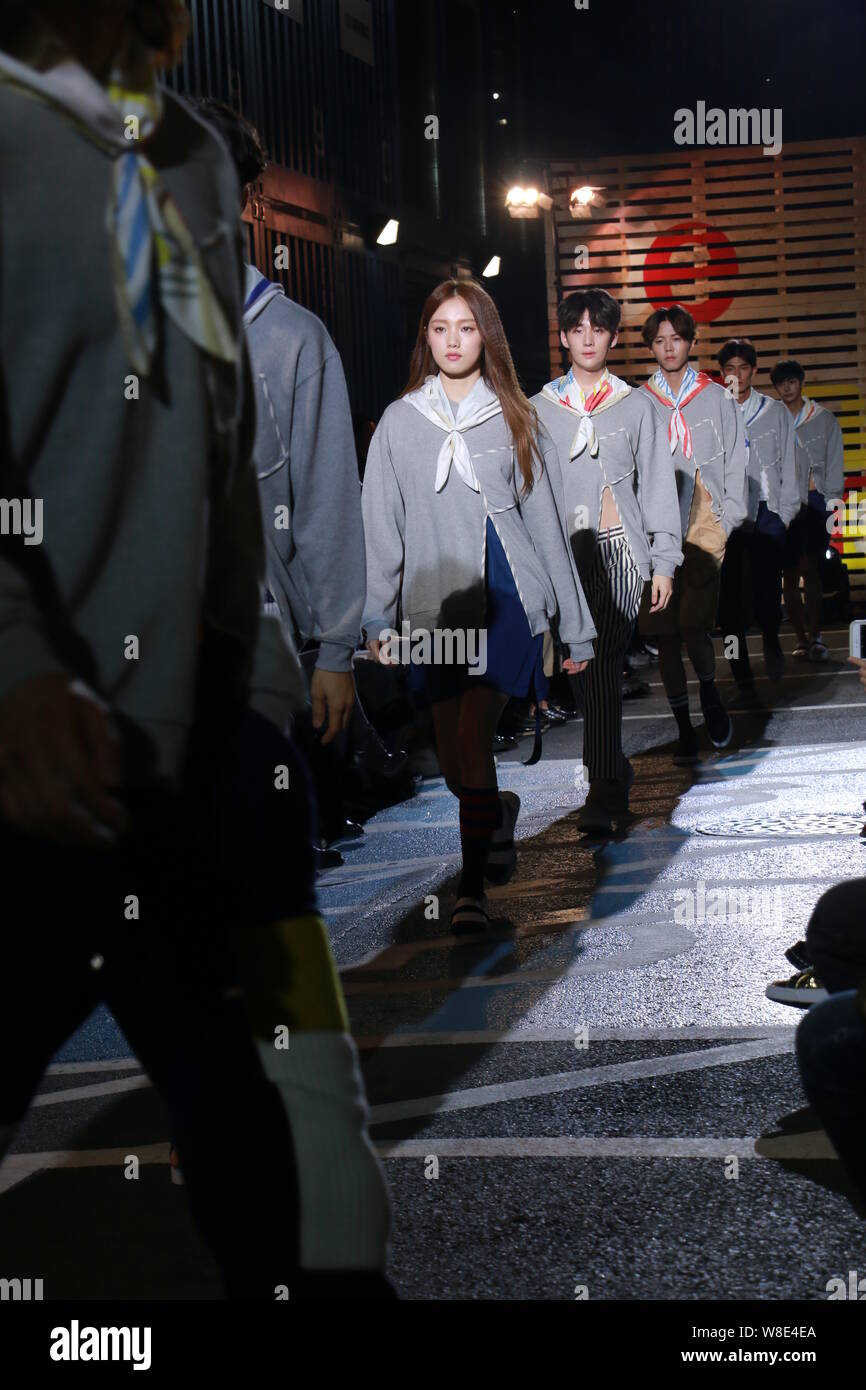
[0,709,319,1299]
[795,878,866,1205]
[718,505,785,683]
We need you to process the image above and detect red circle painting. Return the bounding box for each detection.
[643,220,739,323]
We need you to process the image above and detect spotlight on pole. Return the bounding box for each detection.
[376,219,399,245]
[505,186,553,219]
[482,256,501,278]
[569,185,606,219]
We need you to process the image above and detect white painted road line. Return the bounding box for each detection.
[356,1025,797,1047]
[46,1059,143,1076]
[32,1075,152,1107]
[0,1143,167,1196]
[368,1037,794,1124]
[374,1134,836,1160]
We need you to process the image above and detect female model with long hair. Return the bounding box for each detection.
[362,279,596,932]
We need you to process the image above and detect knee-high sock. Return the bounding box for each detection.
[458,785,500,897]
[229,915,391,1272]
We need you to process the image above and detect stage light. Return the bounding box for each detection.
[482,256,501,277]
[569,185,606,219]
[505,186,553,218]
[376,219,399,245]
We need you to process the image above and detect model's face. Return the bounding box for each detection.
[426,297,483,376]
[561,310,616,374]
[723,355,755,399]
[651,320,692,373]
[776,376,803,406]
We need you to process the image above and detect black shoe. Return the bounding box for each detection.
[326,819,365,847]
[762,637,784,683]
[784,939,811,972]
[699,683,733,748]
[541,706,569,725]
[621,674,650,701]
[546,702,578,721]
[314,845,344,872]
[352,744,409,778]
[492,733,518,752]
[673,725,700,765]
[728,683,761,711]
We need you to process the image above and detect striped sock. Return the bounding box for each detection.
[458,786,501,898]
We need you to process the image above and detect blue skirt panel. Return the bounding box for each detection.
[406,517,549,705]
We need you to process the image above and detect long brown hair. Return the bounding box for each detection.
[402,279,543,495]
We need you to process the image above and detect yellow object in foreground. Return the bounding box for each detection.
[228,915,349,1036]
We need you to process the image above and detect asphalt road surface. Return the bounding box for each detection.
[3,626,865,1301]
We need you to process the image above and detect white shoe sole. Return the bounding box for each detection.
[765,982,828,1008]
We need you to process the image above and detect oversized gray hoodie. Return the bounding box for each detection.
[243,265,365,673]
[641,375,748,537]
[532,384,683,584]
[736,389,801,527]
[789,398,845,505]
[0,49,304,786]
[361,374,597,663]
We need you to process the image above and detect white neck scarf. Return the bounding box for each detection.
[541,366,631,459]
[403,374,503,493]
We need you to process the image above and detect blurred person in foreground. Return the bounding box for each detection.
[0,0,390,1298]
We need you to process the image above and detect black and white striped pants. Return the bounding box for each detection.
[579,526,646,781]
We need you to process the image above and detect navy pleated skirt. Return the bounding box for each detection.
[406,517,549,705]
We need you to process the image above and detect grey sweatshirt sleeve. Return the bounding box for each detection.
[208,343,308,728]
[777,403,802,527]
[264,342,365,673]
[360,413,406,643]
[0,547,68,699]
[520,435,597,663]
[825,413,846,503]
[719,392,749,535]
[635,401,683,577]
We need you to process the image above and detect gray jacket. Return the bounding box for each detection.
[244,266,365,673]
[642,378,748,538]
[737,390,801,526]
[791,401,845,505]
[532,386,683,583]
[0,71,303,785]
[361,376,597,662]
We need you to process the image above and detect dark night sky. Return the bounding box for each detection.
[485,0,866,163]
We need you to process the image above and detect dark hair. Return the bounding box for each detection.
[718,338,757,370]
[3,2,190,67]
[641,304,696,348]
[193,98,268,188]
[558,289,621,337]
[770,359,805,386]
[404,279,542,495]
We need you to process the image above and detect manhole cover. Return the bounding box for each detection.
[697,812,864,838]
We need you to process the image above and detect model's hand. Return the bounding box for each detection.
[563,657,589,675]
[848,656,866,694]
[649,574,674,613]
[0,674,130,848]
[310,667,355,746]
[367,638,398,666]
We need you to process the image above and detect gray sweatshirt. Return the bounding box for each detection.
[737,389,801,526]
[361,375,597,662]
[0,68,304,786]
[641,377,748,537]
[243,266,365,673]
[790,400,845,505]
[532,386,683,583]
